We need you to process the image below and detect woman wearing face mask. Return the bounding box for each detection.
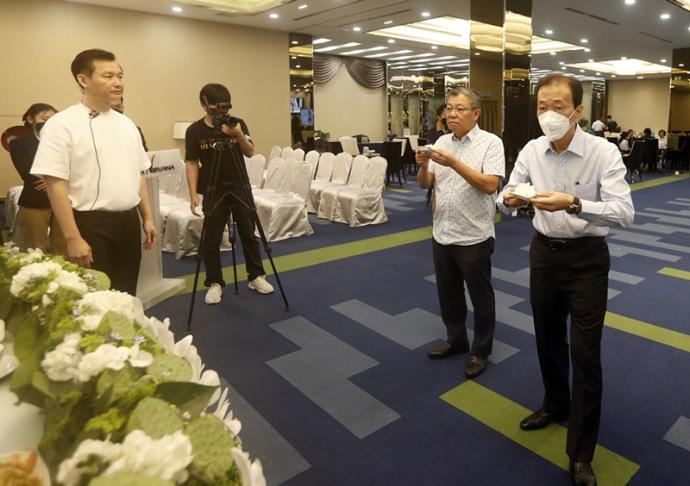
[425,104,448,144]
[497,74,634,486]
[9,103,66,255]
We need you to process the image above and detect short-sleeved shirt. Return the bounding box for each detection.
[430,124,505,246]
[31,103,149,211]
[184,117,252,195]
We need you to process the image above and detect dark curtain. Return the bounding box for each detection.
[314,55,386,89]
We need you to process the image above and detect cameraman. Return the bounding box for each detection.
[185,83,273,304]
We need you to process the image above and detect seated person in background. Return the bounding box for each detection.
[641,127,654,139]
[426,104,448,144]
[606,115,618,132]
[591,117,606,135]
[112,95,148,151]
[9,103,66,255]
[618,131,632,154]
[658,129,667,166]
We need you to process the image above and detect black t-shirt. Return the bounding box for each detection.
[9,134,50,209]
[184,117,252,195]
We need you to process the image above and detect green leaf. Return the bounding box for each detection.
[31,370,55,400]
[0,283,16,320]
[10,350,45,407]
[97,311,137,344]
[155,382,218,418]
[185,414,238,483]
[90,473,175,486]
[126,396,184,439]
[147,353,193,383]
[14,313,44,361]
[82,268,111,291]
[96,365,143,408]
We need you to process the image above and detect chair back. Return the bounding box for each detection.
[314,152,336,181]
[263,158,291,192]
[293,148,305,161]
[269,145,281,162]
[362,156,388,191]
[281,146,295,160]
[393,138,408,156]
[624,141,645,173]
[304,150,320,178]
[348,155,370,187]
[339,136,360,156]
[332,152,353,184]
[407,135,420,151]
[382,141,403,173]
[245,155,265,187]
[288,161,312,200]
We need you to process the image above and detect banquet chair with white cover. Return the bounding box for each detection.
[304,150,320,178]
[245,154,265,188]
[251,158,290,200]
[306,152,335,212]
[331,156,388,227]
[253,161,314,241]
[268,145,281,164]
[339,136,360,156]
[5,185,23,245]
[281,146,295,160]
[317,155,369,220]
[307,152,352,213]
[293,148,305,161]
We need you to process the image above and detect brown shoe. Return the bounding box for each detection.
[427,342,469,359]
[464,355,487,379]
[519,408,569,431]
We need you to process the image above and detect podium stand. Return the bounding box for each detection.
[136,173,185,309]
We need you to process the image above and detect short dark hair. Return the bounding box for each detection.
[22,103,57,127]
[71,49,116,88]
[200,83,231,105]
[536,73,583,107]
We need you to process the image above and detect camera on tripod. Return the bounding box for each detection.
[208,102,239,130]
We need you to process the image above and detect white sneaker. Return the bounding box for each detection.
[205,284,223,304]
[248,275,274,294]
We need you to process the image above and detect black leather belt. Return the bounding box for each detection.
[535,232,604,250]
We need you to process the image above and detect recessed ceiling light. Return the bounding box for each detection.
[624,0,635,5]
[431,45,438,49]
[296,64,301,68]
[612,74,616,77]
[384,20,394,25]
[660,13,670,20]
[559,61,565,65]
[298,4,308,9]
[588,58,594,63]
[680,63,686,67]
[388,39,395,44]
[580,69,585,72]
[353,26,362,32]
[549,51,556,56]
[688,26,690,31]
[596,72,601,75]
[312,38,331,45]
[621,56,627,60]
[580,38,588,43]
[637,75,644,79]
[561,67,567,70]
[584,48,591,52]
[171,5,182,13]
[474,52,480,56]
[421,11,431,17]
[291,56,297,59]
[545,29,554,35]
[291,40,299,45]
[269,12,279,19]
[661,58,667,63]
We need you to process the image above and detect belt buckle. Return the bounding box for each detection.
[548,238,567,250]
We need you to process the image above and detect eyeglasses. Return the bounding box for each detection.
[445,105,477,115]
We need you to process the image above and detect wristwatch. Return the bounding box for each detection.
[565,196,582,215]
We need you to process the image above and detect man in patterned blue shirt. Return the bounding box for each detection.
[416,87,505,379]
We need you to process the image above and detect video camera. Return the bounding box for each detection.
[202,96,239,130]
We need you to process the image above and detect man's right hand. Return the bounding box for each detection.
[67,237,93,267]
[416,150,431,169]
[190,194,200,216]
[502,189,526,208]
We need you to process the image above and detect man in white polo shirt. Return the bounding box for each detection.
[31,48,156,295]
[416,87,505,379]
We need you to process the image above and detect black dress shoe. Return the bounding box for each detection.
[570,461,597,486]
[427,342,469,359]
[464,355,487,379]
[519,408,568,431]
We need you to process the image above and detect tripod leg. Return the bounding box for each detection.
[253,219,290,311]
[228,216,239,295]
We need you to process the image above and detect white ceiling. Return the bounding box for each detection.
[66,0,690,78]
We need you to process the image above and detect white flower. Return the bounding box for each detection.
[212,387,242,436]
[75,290,146,331]
[57,438,123,486]
[128,344,154,368]
[42,294,53,307]
[174,335,204,381]
[140,316,175,353]
[10,261,62,296]
[231,448,266,486]
[77,344,130,382]
[41,333,83,382]
[52,269,88,294]
[0,319,5,343]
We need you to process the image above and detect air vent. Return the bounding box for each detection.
[564,7,619,26]
[638,31,672,43]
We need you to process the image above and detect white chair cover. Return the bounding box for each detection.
[407,135,420,151]
[339,136,360,156]
[5,185,23,246]
[245,154,265,188]
[308,152,352,213]
[393,138,408,156]
[317,155,369,220]
[304,150,320,179]
[333,156,388,227]
[269,145,281,163]
[252,158,291,200]
[293,148,305,161]
[307,153,335,212]
[281,146,295,160]
[254,161,314,241]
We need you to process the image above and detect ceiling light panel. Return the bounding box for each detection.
[566,58,673,75]
[340,46,388,55]
[314,42,361,52]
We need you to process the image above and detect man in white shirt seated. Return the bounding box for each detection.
[415,87,505,380]
[31,48,157,295]
[590,117,606,135]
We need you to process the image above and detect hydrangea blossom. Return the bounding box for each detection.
[9,260,88,298]
[77,344,131,382]
[41,333,83,382]
[57,430,193,486]
[231,448,266,486]
[75,290,146,331]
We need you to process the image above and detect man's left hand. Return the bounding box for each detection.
[429,147,458,169]
[142,219,157,250]
[529,192,574,212]
[221,123,244,139]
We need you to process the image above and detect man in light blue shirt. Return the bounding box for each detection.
[498,73,634,486]
[417,87,505,380]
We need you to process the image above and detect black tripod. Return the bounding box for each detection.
[186,128,289,331]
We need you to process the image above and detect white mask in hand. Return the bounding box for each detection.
[538,110,576,142]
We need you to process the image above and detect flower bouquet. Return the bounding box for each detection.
[0,245,265,486]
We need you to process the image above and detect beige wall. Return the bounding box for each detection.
[607,78,670,134]
[0,0,289,196]
[670,89,690,132]
[581,81,592,128]
[314,66,386,141]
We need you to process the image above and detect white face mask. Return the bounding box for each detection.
[538,110,576,142]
